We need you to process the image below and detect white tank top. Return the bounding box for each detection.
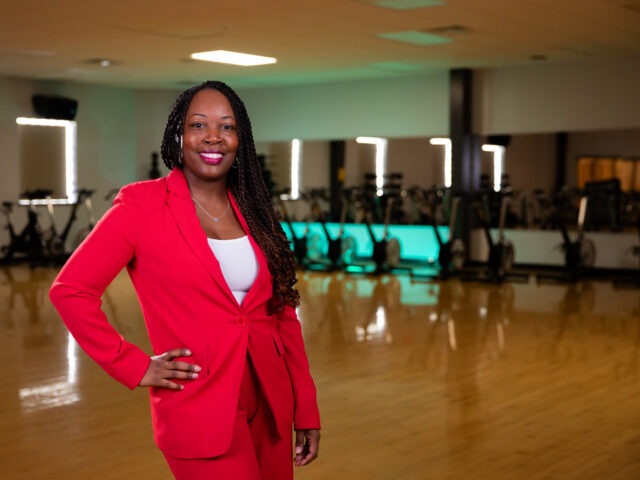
[207,235,258,305]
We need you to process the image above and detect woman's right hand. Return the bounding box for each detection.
[138,348,201,390]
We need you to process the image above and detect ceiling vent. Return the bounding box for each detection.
[423,25,470,37]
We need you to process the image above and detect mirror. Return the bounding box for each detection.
[17,117,77,203]
[257,128,640,226]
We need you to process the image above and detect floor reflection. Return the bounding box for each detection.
[2,265,640,479]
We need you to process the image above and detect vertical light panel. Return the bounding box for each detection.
[482,144,506,192]
[290,139,302,200]
[16,117,77,204]
[356,136,388,196]
[65,121,78,203]
[429,137,452,188]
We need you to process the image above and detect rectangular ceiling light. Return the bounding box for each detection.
[370,0,444,9]
[378,30,452,46]
[191,50,277,66]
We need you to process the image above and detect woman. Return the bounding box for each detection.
[49,80,321,479]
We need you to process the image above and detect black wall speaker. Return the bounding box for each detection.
[487,134,512,148]
[32,94,78,120]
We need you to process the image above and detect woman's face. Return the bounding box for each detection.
[181,88,239,187]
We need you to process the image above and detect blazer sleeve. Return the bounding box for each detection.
[277,305,321,430]
[49,185,151,389]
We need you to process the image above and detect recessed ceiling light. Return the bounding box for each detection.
[378,30,452,45]
[368,61,426,72]
[190,50,277,66]
[357,0,445,9]
[83,58,117,68]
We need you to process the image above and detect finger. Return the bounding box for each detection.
[162,361,201,376]
[297,445,318,466]
[160,379,185,391]
[169,360,202,373]
[164,348,192,360]
[294,430,306,455]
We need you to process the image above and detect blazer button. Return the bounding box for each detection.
[234,315,248,327]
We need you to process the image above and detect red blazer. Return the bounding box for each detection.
[49,168,320,459]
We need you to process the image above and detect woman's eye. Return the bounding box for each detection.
[191,122,205,129]
[222,124,236,131]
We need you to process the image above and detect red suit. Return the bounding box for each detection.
[49,168,320,463]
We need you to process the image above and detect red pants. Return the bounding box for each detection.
[164,357,293,480]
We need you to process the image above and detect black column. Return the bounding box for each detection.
[329,140,346,221]
[554,132,567,193]
[449,69,481,248]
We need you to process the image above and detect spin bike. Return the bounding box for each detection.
[273,191,322,269]
[413,188,465,280]
[302,189,356,271]
[0,190,52,267]
[538,193,596,283]
[42,189,96,264]
[349,189,403,275]
[613,197,640,288]
[470,194,527,283]
[434,195,465,279]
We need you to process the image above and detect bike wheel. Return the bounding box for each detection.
[450,238,466,270]
[386,237,401,268]
[341,236,357,265]
[306,233,325,263]
[499,240,514,277]
[579,237,596,268]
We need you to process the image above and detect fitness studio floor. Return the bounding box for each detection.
[1,264,639,480]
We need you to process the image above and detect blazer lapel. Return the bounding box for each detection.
[228,192,273,312]
[164,169,238,306]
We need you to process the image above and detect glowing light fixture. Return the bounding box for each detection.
[191,50,277,66]
[482,144,506,192]
[429,137,452,188]
[290,139,302,200]
[16,117,77,204]
[356,136,388,196]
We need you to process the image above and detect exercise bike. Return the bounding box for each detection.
[348,189,403,275]
[42,188,96,264]
[273,191,322,269]
[303,189,356,271]
[468,194,527,283]
[537,193,596,283]
[613,197,640,288]
[407,187,465,280]
[434,195,465,279]
[0,190,51,267]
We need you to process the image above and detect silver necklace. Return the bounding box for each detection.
[191,196,231,223]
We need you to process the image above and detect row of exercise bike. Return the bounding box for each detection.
[3,185,638,287]
[273,185,640,285]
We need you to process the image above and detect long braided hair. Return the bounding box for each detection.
[160,80,299,312]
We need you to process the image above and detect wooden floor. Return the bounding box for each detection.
[1,264,639,480]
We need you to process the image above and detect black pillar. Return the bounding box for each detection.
[449,69,481,247]
[554,132,567,193]
[329,140,346,221]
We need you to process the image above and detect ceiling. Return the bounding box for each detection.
[1,0,639,90]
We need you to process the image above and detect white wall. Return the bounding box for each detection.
[133,89,178,180]
[238,73,450,141]
[477,55,640,135]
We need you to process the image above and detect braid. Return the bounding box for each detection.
[161,81,299,313]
